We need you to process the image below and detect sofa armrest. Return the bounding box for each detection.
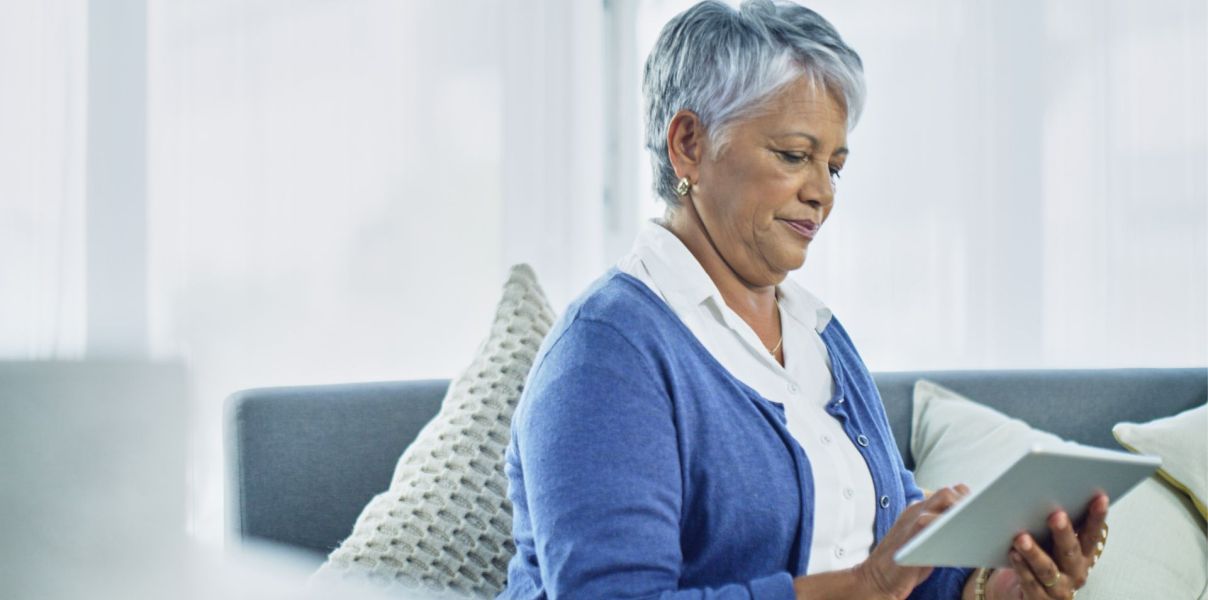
[225,379,449,562]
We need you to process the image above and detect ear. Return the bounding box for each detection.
[667,110,707,182]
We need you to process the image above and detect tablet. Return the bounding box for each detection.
[894,443,1160,568]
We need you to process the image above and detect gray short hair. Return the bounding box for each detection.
[643,0,865,206]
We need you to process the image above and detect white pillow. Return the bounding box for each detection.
[911,379,1208,600]
[313,264,555,598]
[911,379,1070,493]
[1113,404,1207,520]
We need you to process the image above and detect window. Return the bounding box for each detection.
[613,0,1207,370]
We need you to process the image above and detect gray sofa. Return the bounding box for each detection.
[226,368,1207,568]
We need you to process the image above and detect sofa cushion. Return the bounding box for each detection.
[911,379,1208,599]
[313,264,555,597]
[1113,404,1207,520]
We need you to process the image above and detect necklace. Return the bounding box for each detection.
[768,295,783,356]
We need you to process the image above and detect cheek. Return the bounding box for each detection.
[707,170,762,224]
[703,157,798,234]
[753,174,802,223]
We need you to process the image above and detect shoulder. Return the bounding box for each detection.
[547,269,681,353]
[575,270,671,323]
[524,269,682,382]
[514,271,680,432]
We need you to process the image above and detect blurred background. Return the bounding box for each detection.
[2,0,1204,550]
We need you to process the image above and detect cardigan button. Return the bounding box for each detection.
[856,434,869,447]
[880,495,890,508]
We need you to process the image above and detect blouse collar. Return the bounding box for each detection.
[630,220,833,334]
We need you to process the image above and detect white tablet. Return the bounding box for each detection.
[894,443,1160,568]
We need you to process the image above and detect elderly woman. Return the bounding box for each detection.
[499,2,1108,599]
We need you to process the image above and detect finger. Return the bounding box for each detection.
[1010,551,1050,599]
[1013,533,1063,596]
[991,568,1022,596]
[1078,494,1110,558]
[1048,511,1084,580]
[899,487,971,542]
[923,486,963,512]
[912,511,942,534]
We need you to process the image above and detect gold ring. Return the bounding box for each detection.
[1042,573,1061,588]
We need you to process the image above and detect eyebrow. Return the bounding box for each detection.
[776,132,849,156]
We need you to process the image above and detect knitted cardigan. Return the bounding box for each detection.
[499,270,970,599]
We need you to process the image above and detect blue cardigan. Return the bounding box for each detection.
[499,271,970,599]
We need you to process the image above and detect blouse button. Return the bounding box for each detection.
[787,382,799,394]
[843,487,854,500]
[880,495,890,508]
[856,434,869,447]
[834,546,845,558]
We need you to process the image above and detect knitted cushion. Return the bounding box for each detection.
[314,264,555,598]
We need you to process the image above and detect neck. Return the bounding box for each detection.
[662,201,780,333]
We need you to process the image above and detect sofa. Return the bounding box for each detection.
[226,367,1206,570]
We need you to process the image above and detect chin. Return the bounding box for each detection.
[774,257,806,280]
[789,247,808,270]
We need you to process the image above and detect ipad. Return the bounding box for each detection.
[894,443,1160,568]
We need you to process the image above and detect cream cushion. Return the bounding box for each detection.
[313,264,555,598]
[911,379,1068,492]
[911,379,1208,600]
[1113,404,1207,519]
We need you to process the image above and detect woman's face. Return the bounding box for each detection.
[688,78,848,287]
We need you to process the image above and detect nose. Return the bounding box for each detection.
[798,163,835,213]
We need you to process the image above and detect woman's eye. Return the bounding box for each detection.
[829,167,842,182]
[777,151,808,164]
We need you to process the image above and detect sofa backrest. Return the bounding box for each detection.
[226,379,447,564]
[226,368,1206,565]
[873,369,1207,468]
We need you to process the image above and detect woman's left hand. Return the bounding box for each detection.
[985,493,1110,600]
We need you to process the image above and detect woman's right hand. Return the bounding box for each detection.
[852,484,971,600]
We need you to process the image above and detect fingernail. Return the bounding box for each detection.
[1018,536,1032,551]
[1057,512,1069,529]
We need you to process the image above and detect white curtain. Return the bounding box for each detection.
[628,0,1207,370]
[147,0,606,543]
[0,1,86,359]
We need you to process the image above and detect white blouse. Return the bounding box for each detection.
[615,220,876,574]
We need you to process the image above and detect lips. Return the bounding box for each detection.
[781,218,820,240]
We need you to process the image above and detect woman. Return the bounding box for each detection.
[499,2,1108,598]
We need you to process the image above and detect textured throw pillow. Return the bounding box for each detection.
[313,264,555,598]
[911,379,1208,600]
[1113,404,1207,520]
